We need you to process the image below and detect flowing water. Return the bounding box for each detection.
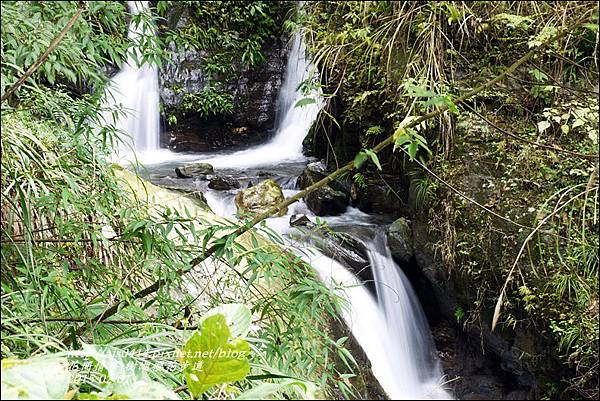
[177,30,322,169]
[113,13,451,398]
[101,1,161,161]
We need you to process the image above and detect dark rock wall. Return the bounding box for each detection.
[158,6,289,152]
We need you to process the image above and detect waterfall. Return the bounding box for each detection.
[305,233,451,400]
[186,30,322,169]
[369,233,451,399]
[102,1,160,159]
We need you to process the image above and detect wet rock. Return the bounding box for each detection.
[175,162,214,178]
[350,179,405,215]
[208,175,240,190]
[314,231,370,279]
[158,185,210,211]
[386,217,414,263]
[297,161,350,193]
[304,186,348,216]
[297,161,328,188]
[289,214,313,227]
[235,179,286,216]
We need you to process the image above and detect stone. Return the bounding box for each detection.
[304,186,348,216]
[289,214,313,227]
[234,179,287,216]
[208,175,240,190]
[175,162,214,178]
[159,185,209,209]
[351,179,405,214]
[386,217,414,263]
[297,161,328,189]
[313,231,370,277]
[297,161,350,193]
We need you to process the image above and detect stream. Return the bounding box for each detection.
[108,2,452,398]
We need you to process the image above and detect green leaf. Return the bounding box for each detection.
[408,142,419,160]
[199,303,252,338]
[363,149,382,170]
[353,151,368,169]
[294,97,316,108]
[181,314,250,397]
[537,120,551,133]
[1,358,71,400]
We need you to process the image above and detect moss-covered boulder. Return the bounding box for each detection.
[386,217,413,264]
[304,186,348,216]
[234,179,286,216]
[175,162,214,178]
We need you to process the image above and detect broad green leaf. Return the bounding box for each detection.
[560,124,570,134]
[180,314,250,397]
[537,120,551,133]
[393,127,406,142]
[353,151,368,169]
[408,142,419,160]
[364,149,382,170]
[1,358,71,400]
[199,303,252,338]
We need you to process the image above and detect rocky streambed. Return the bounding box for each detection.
[131,155,539,400]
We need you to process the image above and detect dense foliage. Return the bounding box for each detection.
[302,1,599,398]
[157,0,293,119]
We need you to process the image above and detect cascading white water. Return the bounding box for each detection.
[203,183,451,399]
[367,233,451,399]
[102,1,160,160]
[185,30,322,169]
[139,6,450,396]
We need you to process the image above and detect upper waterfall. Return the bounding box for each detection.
[102,1,160,160]
[186,30,322,169]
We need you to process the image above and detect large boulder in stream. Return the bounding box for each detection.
[289,214,372,283]
[297,161,351,193]
[175,162,214,178]
[298,161,350,216]
[235,179,287,216]
[208,174,240,190]
[304,186,348,216]
[385,217,414,263]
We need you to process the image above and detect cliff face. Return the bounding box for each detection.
[158,6,289,152]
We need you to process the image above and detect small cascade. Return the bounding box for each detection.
[367,233,451,399]
[186,30,322,169]
[102,1,160,159]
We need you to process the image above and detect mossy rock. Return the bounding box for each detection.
[234,179,286,216]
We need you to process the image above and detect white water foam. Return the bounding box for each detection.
[100,1,161,163]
